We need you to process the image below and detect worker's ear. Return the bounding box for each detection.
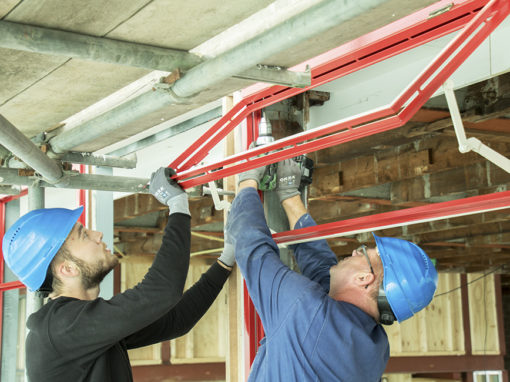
[56,260,80,279]
[354,271,375,289]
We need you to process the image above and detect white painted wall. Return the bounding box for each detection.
[308,16,510,130]
[111,117,224,199]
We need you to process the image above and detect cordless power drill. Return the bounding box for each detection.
[259,155,314,191]
[255,113,314,191]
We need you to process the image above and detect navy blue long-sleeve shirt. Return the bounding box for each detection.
[228,188,389,381]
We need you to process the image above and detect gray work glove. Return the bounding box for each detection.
[237,165,267,187]
[217,228,235,267]
[275,159,302,202]
[149,167,190,216]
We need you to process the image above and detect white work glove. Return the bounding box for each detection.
[275,159,301,202]
[218,216,235,267]
[217,228,235,268]
[237,165,267,188]
[149,167,190,216]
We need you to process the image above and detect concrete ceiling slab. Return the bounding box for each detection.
[0,0,21,17]
[107,0,275,50]
[0,59,148,137]
[71,77,251,152]
[0,48,67,105]
[5,0,152,36]
[259,0,438,67]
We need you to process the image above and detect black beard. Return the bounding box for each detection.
[74,257,116,290]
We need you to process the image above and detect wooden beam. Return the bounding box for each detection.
[443,125,510,143]
[418,224,510,247]
[189,197,223,227]
[114,226,162,234]
[308,199,394,225]
[114,193,166,223]
[223,95,242,382]
[311,134,510,200]
[117,233,223,256]
[114,193,222,226]
[385,355,504,373]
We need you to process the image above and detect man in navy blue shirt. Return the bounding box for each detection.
[226,159,437,381]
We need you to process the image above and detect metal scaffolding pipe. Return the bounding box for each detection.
[25,186,44,382]
[172,0,388,98]
[0,114,63,183]
[49,90,176,154]
[0,168,149,193]
[26,187,44,310]
[60,152,137,169]
[235,65,311,88]
[108,106,222,157]
[48,0,387,153]
[0,20,308,87]
[0,20,202,72]
[1,200,21,382]
[0,186,20,195]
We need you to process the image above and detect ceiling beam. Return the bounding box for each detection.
[0,114,63,183]
[0,20,202,72]
[0,167,149,193]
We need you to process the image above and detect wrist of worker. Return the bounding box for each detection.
[281,194,307,229]
[167,193,190,216]
[238,179,258,193]
[217,242,235,270]
[216,259,233,271]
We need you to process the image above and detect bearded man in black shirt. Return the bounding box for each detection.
[2,167,234,382]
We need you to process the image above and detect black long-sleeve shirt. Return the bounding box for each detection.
[25,213,230,382]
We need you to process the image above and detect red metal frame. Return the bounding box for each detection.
[273,190,510,244]
[243,283,265,368]
[0,200,5,361]
[0,189,28,361]
[242,115,265,373]
[0,189,29,291]
[169,0,509,190]
[76,164,86,226]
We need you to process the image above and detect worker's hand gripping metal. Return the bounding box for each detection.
[259,162,278,191]
[149,167,189,215]
[260,155,314,193]
[293,155,314,192]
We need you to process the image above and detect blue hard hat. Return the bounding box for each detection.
[373,233,437,322]
[2,206,83,292]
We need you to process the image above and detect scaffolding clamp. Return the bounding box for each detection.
[443,79,510,174]
[207,180,231,211]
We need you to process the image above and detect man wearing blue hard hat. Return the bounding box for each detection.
[226,159,438,381]
[2,167,235,382]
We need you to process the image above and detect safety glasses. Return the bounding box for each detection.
[357,245,374,289]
